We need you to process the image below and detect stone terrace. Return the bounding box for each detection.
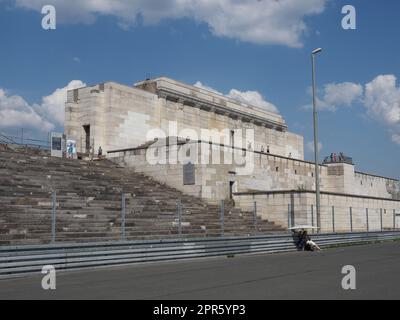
[0,149,284,245]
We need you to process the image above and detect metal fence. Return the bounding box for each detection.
[2,190,399,247]
[1,231,400,279]
[293,204,400,233]
[0,131,50,150]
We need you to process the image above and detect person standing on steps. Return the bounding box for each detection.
[98,146,103,159]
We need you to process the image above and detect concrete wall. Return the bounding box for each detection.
[65,79,304,160]
[323,163,398,199]
[65,82,159,154]
[65,78,400,232]
[233,191,400,232]
[109,141,399,206]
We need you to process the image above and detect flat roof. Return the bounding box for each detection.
[135,77,286,129]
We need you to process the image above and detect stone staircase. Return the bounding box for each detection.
[0,149,284,245]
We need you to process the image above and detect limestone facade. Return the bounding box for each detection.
[65,78,303,159]
[65,77,400,232]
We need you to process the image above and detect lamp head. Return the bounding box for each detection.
[312,48,322,55]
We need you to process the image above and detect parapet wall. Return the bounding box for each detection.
[109,140,399,204]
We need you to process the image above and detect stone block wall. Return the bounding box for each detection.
[65,79,304,160]
[110,141,399,207]
[233,191,400,233]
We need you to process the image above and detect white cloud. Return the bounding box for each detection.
[364,75,400,126]
[363,74,400,146]
[0,89,54,132]
[14,0,327,47]
[38,80,85,125]
[0,80,85,133]
[194,81,222,95]
[307,74,400,146]
[227,89,278,113]
[304,82,363,111]
[306,141,323,153]
[392,134,400,145]
[194,81,278,113]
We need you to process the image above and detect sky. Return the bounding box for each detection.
[0,0,399,179]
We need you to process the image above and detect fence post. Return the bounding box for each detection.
[366,208,369,232]
[311,204,314,228]
[380,208,383,231]
[51,191,56,244]
[332,206,335,233]
[349,207,353,232]
[121,193,126,240]
[253,201,258,232]
[394,209,396,230]
[220,200,225,237]
[176,199,182,236]
[287,204,291,228]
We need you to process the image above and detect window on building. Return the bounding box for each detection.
[183,163,195,185]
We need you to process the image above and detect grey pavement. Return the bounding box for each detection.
[0,241,399,299]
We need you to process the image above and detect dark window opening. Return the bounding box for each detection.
[183,163,195,185]
[73,89,79,102]
[83,125,90,153]
[229,181,234,199]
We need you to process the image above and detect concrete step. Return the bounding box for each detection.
[0,149,285,245]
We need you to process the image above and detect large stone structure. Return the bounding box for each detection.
[65,77,400,232]
[65,78,303,158]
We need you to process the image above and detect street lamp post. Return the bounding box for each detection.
[311,48,322,231]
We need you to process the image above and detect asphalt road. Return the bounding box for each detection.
[0,241,399,299]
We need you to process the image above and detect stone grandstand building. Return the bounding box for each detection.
[65,77,400,233]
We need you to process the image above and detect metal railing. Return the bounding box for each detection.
[0,131,50,150]
[1,231,399,279]
[322,153,353,165]
[1,190,399,247]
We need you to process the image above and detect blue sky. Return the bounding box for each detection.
[0,0,399,178]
